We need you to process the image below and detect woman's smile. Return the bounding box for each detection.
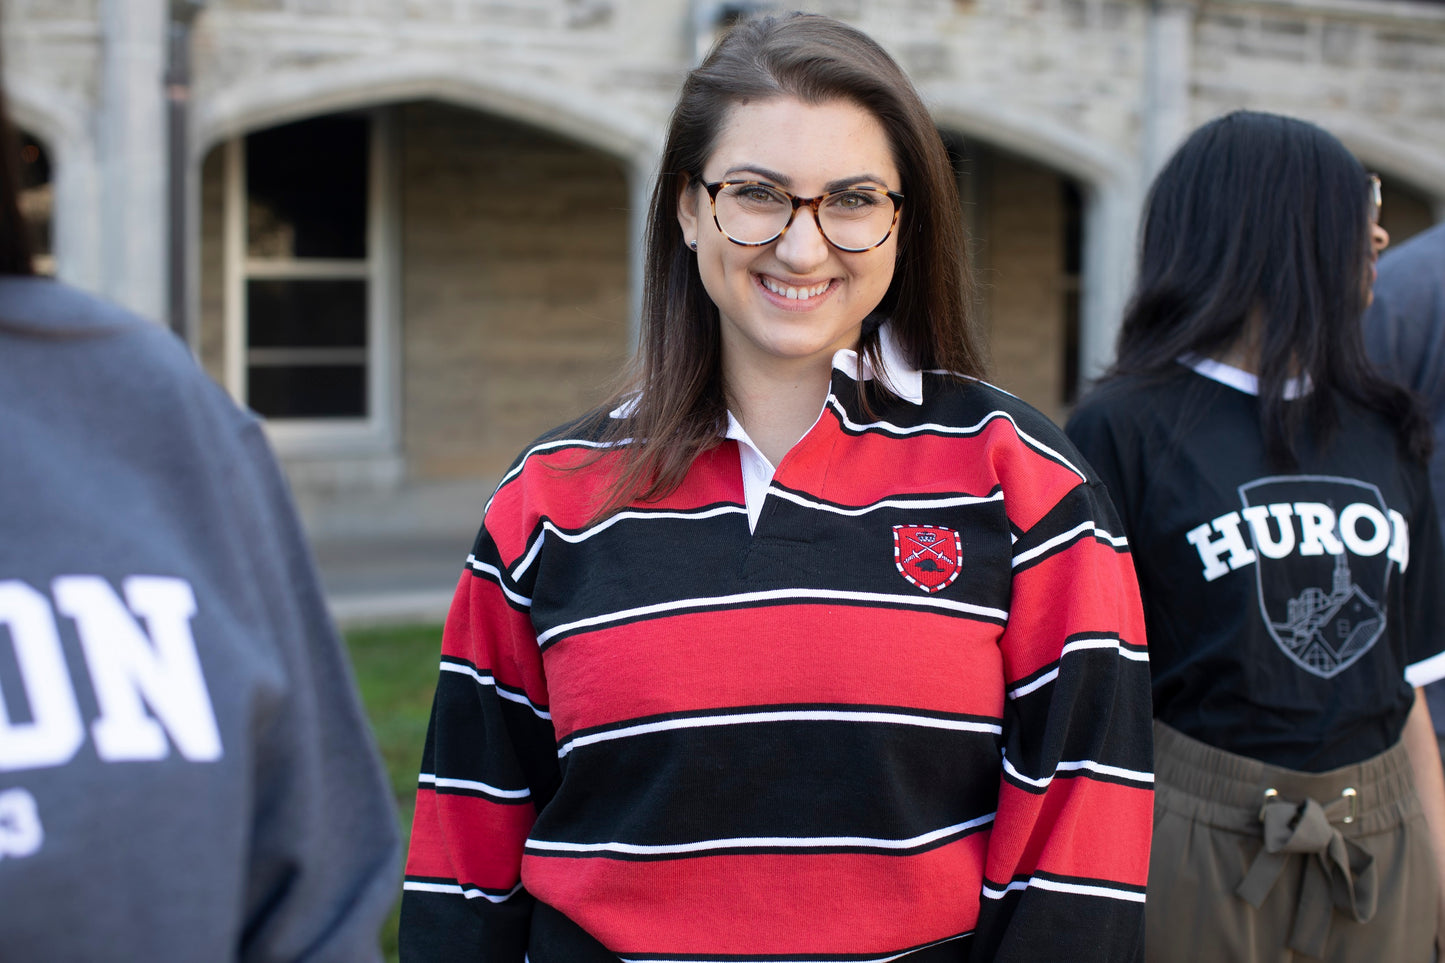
[756,273,836,304]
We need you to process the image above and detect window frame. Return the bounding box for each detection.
[222,108,399,458]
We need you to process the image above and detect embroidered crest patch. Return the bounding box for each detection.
[893,524,962,593]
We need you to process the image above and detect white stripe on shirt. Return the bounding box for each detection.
[535,587,1009,647]
[526,812,996,856]
[557,708,1002,758]
[439,660,551,720]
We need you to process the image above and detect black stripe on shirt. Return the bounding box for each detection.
[1000,646,1154,791]
[426,669,560,805]
[533,711,1004,854]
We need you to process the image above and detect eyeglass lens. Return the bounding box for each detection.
[713,183,897,251]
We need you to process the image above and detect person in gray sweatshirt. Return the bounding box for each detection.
[0,85,401,958]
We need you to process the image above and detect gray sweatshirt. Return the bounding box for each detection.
[0,277,401,960]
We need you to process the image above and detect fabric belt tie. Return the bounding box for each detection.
[1235,794,1377,959]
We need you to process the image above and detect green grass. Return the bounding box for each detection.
[345,622,445,963]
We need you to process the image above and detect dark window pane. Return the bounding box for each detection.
[1062,288,1081,406]
[248,364,367,419]
[17,132,52,273]
[247,115,368,259]
[1062,180,1083,275]
[247,278,367,348]
[18,132,50,189]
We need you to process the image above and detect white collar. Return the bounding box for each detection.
[723,324,922,533]
[832,323,924,405]
[1181,354,1310,400]
[611,322,924,419]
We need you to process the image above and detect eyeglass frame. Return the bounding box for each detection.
[700,180,905,253]
[1368,173,1382,223]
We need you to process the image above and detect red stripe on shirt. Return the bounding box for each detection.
[542,605,1005,740]
[1001,540,1145,683]
[407,788,535,889]
[440,573,549,702]
[486,445,745,563]
[782,416,1082,531]
[988,777,1152,888]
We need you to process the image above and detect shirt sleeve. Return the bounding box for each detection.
[969,468,1153,962]
[228,420,403,963]
[399,502,559,962]
[1402,463,1445,689]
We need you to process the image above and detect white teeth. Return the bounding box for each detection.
[762,277,830,300]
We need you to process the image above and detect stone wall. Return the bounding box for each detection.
[2,1,101,106]
[979,156,1071,424]
[399,101,631,481]
[1191,1,1445,193]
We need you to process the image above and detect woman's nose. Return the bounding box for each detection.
[773,206,831,272]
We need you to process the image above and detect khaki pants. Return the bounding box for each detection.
[1147,722,1438,963]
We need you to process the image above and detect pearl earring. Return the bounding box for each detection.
[688,240,698,251]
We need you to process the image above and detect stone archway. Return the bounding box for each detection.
[943,134,1087,424]
[930,101,1140,419]
[192,58,659,187]
[195,97,636,493]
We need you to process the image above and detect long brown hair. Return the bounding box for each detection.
[581,12,982,519]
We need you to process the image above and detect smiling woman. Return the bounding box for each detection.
[677,96,902,463]
[399,13,1155,963]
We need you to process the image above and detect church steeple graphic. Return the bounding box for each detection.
[1332,548,1351,597]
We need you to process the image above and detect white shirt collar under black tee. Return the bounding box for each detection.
[1179,353,1311,399]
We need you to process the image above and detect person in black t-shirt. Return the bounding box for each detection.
[1068,110,1445,962]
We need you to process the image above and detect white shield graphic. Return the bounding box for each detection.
[1238,476,1393,679]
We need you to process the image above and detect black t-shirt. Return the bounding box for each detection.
[1066,360,1445,770]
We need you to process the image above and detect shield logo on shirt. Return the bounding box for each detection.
[893,524,962,593]
[1238,476,1394,679]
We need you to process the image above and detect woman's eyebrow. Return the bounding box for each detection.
[823,174,891,192]
[718,167,893,193]
[720,165,790,186]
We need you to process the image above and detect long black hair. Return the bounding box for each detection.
[1109,110,1429,466]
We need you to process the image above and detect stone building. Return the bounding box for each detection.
[5,0,1444,532]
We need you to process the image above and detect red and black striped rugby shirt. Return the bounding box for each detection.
[402,356,1153,962]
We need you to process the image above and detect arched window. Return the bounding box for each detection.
[242,113,371,420]
[224,109,397,451]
